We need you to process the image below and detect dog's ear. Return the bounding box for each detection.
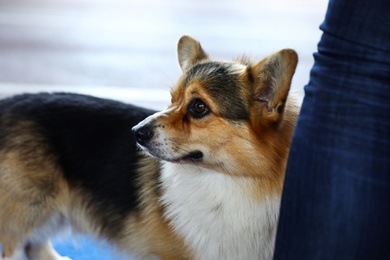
[177,35,208,72]
[250,49,298,123]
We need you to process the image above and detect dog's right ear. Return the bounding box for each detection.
[177,35,208,72]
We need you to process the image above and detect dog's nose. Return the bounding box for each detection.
[132,125,153,145]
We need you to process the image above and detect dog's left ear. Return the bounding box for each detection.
[177,35,208,72]
[249,49,298,123]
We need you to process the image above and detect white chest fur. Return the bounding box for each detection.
[160,162,280,260]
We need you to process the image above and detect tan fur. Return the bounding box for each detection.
[118,157,189,259]
[0,117,69,258]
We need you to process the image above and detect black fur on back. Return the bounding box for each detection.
[0,93,156,232]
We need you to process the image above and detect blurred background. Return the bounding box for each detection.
[0,0,327,258]
[0,0,327,110]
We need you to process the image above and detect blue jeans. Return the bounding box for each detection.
[273,0,390,259]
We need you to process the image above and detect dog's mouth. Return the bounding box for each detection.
[166,150,204,163]
[143,147,204,163]
[179,151,204,162]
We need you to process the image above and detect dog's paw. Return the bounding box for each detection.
[1,248,24,260]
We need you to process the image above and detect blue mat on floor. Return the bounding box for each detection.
[54,235,133,260]
[1,235,134,260]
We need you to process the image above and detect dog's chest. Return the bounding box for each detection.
[160,163,279,260]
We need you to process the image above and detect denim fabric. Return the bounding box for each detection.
[273,0,390,259]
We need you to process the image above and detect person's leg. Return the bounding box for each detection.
[273,0,390,259]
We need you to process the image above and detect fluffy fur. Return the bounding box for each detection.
[0,35,299,260]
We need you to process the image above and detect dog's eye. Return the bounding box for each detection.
[193,101,206,113]
[189,99,210,119]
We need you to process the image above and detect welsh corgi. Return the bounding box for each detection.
[0,35,298,260]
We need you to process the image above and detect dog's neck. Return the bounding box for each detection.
[159,162,280,260]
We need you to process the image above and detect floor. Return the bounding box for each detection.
[0,0,327,258]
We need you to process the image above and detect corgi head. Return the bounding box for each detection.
[133,35,298,179]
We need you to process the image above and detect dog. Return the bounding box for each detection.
[0,35,298,260]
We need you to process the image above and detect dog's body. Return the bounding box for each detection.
[0,36,299,260]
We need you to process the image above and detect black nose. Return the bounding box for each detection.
[133,125,153,145]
